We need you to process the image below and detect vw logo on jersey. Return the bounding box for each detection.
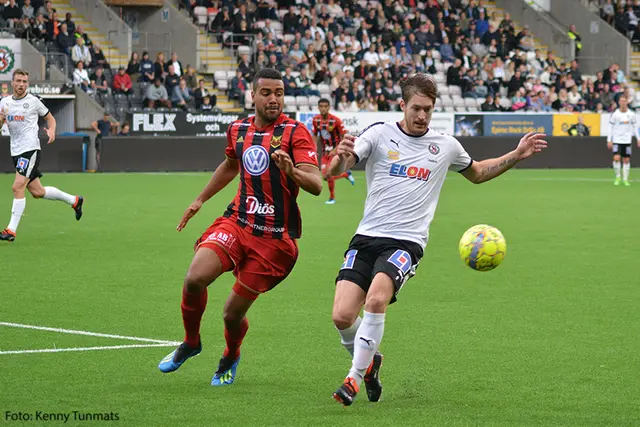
[242,145,270,176]
[320,129,331,140]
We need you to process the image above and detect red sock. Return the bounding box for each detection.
[223,317,249,360]
[181,287,208,347]
[336,172,349,180]
[328,178,335,200]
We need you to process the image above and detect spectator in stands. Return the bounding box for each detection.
[46,11,61,42]
[146,78,171,109]
[113,66,133,95]
[22,0,34,20]
[126,52,140,82]
[64,12,75,33]
[31,13,47,41]
[91,112,114,164]
[172,78,192,110]
[283,6,299,34]
[165,52,184,77]
[16,16,32,39]
[90,66,109,103]
[440,36,455,63]
[118,123,130,136]
[200,95,214,111]
[164,65,180,95]
[136,51,152,82]
[229,70,247,103]
[481,94,497,111]
[337,93,356,112]
[567,24,582,58]
[154,52,166,83]
[601,0,615,25]
[90,44,109,69]
[295,67,320,96]
[193,79,210,109]
[57,22,75,55]
[234,3,253,32]
[74,26,92,47]
[282,67,297,96]
[36,1,52,20]
[71,37,91,68]
[73,61,90,93]
[3,0,22,28]
[210,6,232,39]
[237,54,253,81]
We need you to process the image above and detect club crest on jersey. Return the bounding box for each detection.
[428,143,440,155]
[387,150,400,160]
[242,145,270,176]
[270,134,282,148]
[389,163,431,181]
[237,136,244,143]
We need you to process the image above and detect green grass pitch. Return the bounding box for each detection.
[0,169,639,426]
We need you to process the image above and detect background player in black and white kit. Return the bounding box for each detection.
[328,73,548,406]
[607,95,640,186]
[0,69,83,242]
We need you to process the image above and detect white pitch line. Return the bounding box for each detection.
[0,322,179,345]
[0,343,177,355]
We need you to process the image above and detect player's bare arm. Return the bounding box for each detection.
[462,132,547,184]
[329,134,357,176]
[271,149,322,195]
[44,112,56,144]
[177,157,239,231]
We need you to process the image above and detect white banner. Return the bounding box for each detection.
[297,111,454,136]
[0,39,21,82]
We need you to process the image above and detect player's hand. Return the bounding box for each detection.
[45,127,55,144]
[177,199,203,232]
[515,132,547,160]
[607,141,613,151]
[336,134,356,159]
[271,149,294,176]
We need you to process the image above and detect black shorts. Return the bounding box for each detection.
[12,150,43,182]
[335,234,424,304]
[613,144,632,158]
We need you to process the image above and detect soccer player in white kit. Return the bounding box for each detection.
[607,95,640,186]
[328,73,548,406]
[0,69,83,242]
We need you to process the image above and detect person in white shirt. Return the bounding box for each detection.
[72,61,91,92]
[607,95,640,186]
[328,73,548,406]
[0,69,83,242]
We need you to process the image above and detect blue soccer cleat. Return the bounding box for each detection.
[347,170,355,185]
[211,355,241,386]
[158,341,202,373]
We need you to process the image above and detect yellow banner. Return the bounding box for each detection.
[552,113,601,136]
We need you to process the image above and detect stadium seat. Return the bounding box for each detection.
[194,7,208,27]
[237,45,252,57]
[226,70,236,81]
[298,105,310,112]
[464,98,477,108]
[467,106,479,112]
[295,96,309,108]
[283,96,296,107]
[500,98,512,110]
[444,106,455,112]
[449,86,462,96]
[214,70,227,84]
[308,95,320,106]
[441,96,454,108]
[476,98,485,107]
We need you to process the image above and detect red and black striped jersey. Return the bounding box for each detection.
[312,113,346,152]
[223,114,318,240]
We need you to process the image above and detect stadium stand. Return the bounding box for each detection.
[7,0,637,118]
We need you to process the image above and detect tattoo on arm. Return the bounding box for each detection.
[480,156,518,180]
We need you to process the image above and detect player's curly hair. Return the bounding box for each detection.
[400,73,438,104]
[252,68,283,90]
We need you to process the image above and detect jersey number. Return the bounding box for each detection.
[341,249,358,270]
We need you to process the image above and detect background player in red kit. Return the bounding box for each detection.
[312,98,355,204]
[158,68,322,385]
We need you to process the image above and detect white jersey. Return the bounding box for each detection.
[0,93,49,156]
[608,109,637,145]
[354,121,472,249]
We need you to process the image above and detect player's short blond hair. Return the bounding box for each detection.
[12,69,29,80]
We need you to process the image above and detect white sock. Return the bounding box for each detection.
[613,161,621,179]
[348,311,385,388]
[43,186,77,206]
[7,198,26,233]
[623,163,630,181]
[336,317,362,357]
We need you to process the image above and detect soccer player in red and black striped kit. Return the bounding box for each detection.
[312,98,355,204]
[158,68,322,385]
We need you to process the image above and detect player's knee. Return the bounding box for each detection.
[29,187,45,198]
[364,294,390,313]
[183,273,209,292]
[222,305,243,326]
[332,310,358,330]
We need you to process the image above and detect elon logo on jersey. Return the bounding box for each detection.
[7,115,25,121]
[389,163,431,181]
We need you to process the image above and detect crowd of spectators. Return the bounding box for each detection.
[599,0,640,43]
[180,0,634,114]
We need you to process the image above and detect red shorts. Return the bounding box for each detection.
[196,217,298,295]
[321,153,334,174]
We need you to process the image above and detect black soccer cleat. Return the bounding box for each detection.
[333,377,359,406]
[73,196,83,221]
[364,352,383,402]
[0,228,15,242]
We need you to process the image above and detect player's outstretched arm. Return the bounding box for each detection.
[271,150,323,196]
[177,158,239,231]
[461,132,547,184]
[329,134,357,176]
